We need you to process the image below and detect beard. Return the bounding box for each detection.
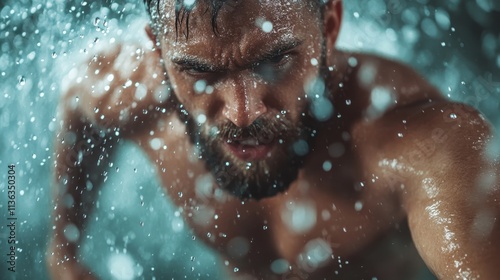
[174,101,317,200]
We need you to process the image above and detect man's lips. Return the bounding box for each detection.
[224,138,276,161]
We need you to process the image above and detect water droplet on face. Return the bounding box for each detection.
[205,85,214,94]
[310,97,334,121]
[183,0,196,7]
[348,56,358,67]
[450,113,457,119]
[397,133,404,138]
[322,160,332,172]
[135,84,147,100]
[196,114,207,124]
[149,138,162,150]
[94,17,100,26]
[123,79,132,88]
[370,87,395,115]
[293,140,309,156]
[194,79,207,93]
[354,201,363,211]
[261,21,273,33]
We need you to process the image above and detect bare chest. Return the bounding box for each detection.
[130,123,411,277]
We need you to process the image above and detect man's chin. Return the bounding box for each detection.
[211,154,301,201]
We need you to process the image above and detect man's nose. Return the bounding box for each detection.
[221,75,267,128]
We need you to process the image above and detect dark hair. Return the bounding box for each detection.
[144,0,326,38]
[144,0,232,38]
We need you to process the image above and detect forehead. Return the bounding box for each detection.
[157,0,321,55]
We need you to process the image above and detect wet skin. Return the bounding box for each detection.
[48,0,500,279]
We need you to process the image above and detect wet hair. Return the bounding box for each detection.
[143,0,326,38]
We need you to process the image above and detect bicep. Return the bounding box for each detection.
[402,104,500,279]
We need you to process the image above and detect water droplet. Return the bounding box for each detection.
[94,17,100,26]
[194,79,207,93]
[184,0,196,7]
[19,76,26,86]
[196,114,207,124]
[450,113,457,119]
[354,201,363,211]
[397,133,404,138]
[348,57,358,67]
[322,160,332,172]
[261,21,273,33]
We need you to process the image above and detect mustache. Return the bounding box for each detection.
[208,117,300,145]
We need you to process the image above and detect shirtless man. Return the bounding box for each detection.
[47,0,500,279]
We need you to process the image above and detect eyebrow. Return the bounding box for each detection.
[171,38,304,71]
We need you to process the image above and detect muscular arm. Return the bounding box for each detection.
[359,101,500,279]
[47,41,168,279]
[47,102,116,280]
[403,103,500,279]
[345,54,500,278]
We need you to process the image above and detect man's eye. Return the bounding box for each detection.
[252,53,292,82]
[184,67,212,76]
[268,53,288,65]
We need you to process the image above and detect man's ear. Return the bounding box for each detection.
[145,25,162,56]
[323,0,342,54]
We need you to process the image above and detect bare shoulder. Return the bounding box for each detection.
[330,51,446,118]
[59,40,170,136]
[350,98,493,192]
